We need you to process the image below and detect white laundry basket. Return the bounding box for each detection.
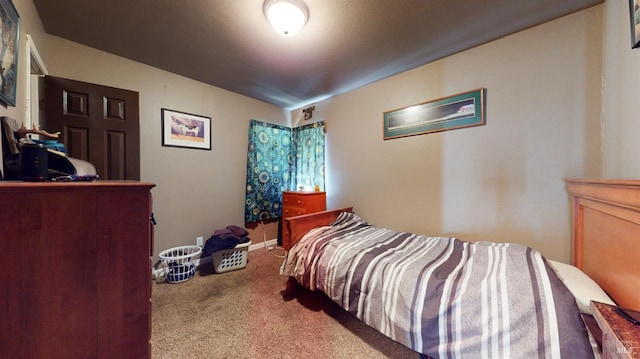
[158,245,202,283]
[212,242,250,273]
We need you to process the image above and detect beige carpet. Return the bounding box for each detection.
[151,247,419,358]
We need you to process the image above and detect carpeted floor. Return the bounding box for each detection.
[151,247,419,358]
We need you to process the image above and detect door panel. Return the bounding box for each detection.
[66,127,89,159]
[45,76,140,180]
[106,131,126,179]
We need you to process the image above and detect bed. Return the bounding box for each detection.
[280,179,640,358]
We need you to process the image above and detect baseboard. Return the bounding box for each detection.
[152,238,280,279]
[249,238,278,252]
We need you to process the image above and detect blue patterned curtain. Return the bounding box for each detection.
[291,121,325,191]
[244,120,292,222]
[244,119,326,223]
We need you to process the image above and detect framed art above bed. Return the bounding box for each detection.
[383,88,486,140]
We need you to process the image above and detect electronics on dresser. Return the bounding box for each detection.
[20,143,48,182]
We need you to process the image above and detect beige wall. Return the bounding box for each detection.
[6,1,635,264]
[0,0,286,259]
[300,7,604,262]
[602,1,640,178]
[41,36,287,259]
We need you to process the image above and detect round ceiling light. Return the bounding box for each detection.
[263,0,309,36]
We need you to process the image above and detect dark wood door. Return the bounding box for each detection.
[44,76,140,180]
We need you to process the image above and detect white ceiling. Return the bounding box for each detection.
[33,0,602,110]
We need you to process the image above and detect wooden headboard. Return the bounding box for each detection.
[565,179,640,311]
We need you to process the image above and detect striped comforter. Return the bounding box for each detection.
[280,212,594,358]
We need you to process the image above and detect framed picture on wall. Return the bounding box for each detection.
[161,108,212,150]
[383,88,486,140]
[631,0,640,49]
[0,0,20,107]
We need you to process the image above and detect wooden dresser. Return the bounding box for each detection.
[281,191,326,249]
[0,181,155,359]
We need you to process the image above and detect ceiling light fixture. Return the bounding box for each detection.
[263,0,309,36]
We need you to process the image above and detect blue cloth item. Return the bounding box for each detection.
[203,225,251,256]
[291,121,325,191]
[244,119,326,223]
[244,120,292,222]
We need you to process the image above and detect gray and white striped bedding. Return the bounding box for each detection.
[281,212,594,358]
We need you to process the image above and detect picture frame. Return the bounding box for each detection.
[161,108,212,150]
[383,88,486,140]
[630,0,640,49]
[0,0,20,107]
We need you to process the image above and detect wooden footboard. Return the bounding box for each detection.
[282,207,354,251]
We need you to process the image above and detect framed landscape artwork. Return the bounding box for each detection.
[383,88,486,140]
[0,0,20,107]
[161,108,212,150]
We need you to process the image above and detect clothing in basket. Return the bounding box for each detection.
[203,225,251,256]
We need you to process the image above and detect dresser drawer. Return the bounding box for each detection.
[283,193,312,207]
[281,191,326,248]
[283,205,307,218]
[282,191,326,215]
